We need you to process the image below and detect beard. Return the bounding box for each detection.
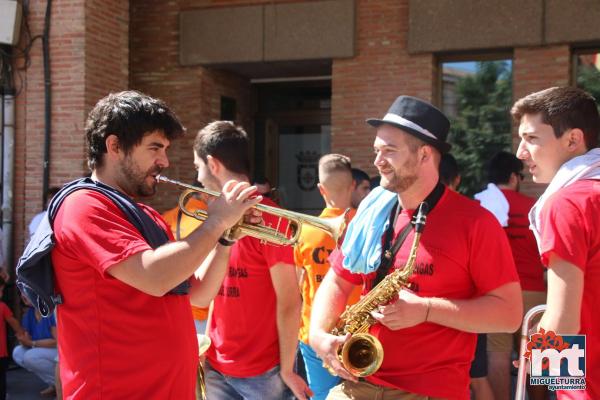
[379,156,419,194]
[119,156,162,198]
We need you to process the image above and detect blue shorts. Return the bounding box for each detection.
[298,341,340,400]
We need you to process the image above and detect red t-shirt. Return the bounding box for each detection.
[538,180,600,400]
[207,197,295,377]
[331,189,518,399]
[52,190,197,400]
[501,189,545,291]
[0,302,12,357]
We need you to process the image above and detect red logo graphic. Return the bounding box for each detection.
[524,328,571,371]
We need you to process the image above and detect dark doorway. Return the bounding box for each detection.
[253,80,331,214]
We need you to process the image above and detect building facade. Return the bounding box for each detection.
[5,0,600,267]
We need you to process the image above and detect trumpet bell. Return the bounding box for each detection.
[340,333,384,377]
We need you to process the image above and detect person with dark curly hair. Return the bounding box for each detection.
[51,91,261,399]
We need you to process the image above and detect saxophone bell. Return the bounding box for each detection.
[340,333,384,377]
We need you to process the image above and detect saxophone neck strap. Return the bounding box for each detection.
[373,182,445,287]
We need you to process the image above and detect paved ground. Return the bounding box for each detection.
[4,364,556,400]
[7,366,50,400]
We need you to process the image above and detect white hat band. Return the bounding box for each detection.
[383,113,437,140]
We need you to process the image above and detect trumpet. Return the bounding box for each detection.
[157,175,348,246]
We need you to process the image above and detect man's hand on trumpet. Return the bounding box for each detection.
[205,180,262,240]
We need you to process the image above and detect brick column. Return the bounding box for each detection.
[513,46,571,101]
[331,0,435,176]
[512,45,571,197]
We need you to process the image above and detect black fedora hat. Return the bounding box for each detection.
[366,96,451,153]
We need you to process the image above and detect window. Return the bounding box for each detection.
[440,58,513,196]
[574,50,600,102]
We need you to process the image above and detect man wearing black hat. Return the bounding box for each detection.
[309,96,522,399]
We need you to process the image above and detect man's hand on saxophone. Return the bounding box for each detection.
[370,289,430,330]
[312,331,357,382]
[309,270,359,382]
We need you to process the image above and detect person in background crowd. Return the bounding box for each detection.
[350,168,370,209]
[0,277,26,400]
[440,152,494,400]
[369,175,381,190]
[12,294,58,397]
[439,153,461,191]
[513,86,600,399]
[28,187,60,240]
[476,151,547,400]
[254,175,280,204]
[295,154,361,400]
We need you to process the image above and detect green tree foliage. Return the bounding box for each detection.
[448,61,513,196]
[577,64,600,104]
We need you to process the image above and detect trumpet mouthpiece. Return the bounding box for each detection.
[156,175,174,185]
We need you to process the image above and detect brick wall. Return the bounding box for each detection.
[85,0,130,111]
[13,0,87,260]
[331,0,435,177]
[11,0,129,263]
[512,45,571,197]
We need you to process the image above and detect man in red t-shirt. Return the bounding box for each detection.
[476,151,547,400]
[192,121,311,400]
[309,96,522,400]
[513,86,600,400]
[52,91,260,399]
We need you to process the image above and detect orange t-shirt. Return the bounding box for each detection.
[162,196,209,321]
[294,207,360,344]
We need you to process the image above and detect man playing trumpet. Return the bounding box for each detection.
[50,91,260,399]
[309,96,522,399]
[192,121,312,400]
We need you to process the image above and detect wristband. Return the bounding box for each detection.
[218,237,236,247]
[424,299,432,322]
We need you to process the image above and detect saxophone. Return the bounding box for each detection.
[330,202,428,377]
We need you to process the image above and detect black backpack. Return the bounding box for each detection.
[16,178,189,317]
